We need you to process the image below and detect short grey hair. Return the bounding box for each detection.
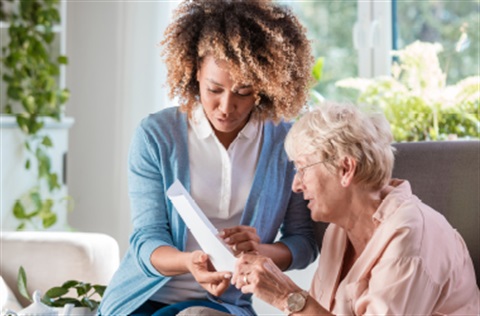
[285,101,395,191]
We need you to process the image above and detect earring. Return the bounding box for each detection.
[341,180,347,187]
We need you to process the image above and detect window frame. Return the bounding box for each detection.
[355,0,393,78]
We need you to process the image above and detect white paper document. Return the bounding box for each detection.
[166,179,236,272]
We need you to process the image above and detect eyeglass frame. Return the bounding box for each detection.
[294,159,329,182]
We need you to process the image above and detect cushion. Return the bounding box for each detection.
[0,276,22,312]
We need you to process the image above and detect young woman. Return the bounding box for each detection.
[98,1,318,315]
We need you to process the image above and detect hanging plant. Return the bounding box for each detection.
[1,0,71,229]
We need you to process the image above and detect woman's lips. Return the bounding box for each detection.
[306,198,314,209]
[216,117,236,124]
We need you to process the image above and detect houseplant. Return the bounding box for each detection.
[1,0,72,230]
[336,40,479,142]
[17,266,106,314]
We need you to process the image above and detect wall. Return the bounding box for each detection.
[65,2,173,254]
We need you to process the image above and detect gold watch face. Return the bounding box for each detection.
[287,291,307,313]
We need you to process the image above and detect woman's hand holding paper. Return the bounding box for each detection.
[220,226,261,256]
[187,250,232,297]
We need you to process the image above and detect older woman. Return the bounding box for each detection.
[233,102,479,315]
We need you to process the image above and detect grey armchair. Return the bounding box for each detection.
[391,140,479,285]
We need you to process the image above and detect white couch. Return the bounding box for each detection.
[0,232,120,310]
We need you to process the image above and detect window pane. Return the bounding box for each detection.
[396,0,480,85]
[279,1,358,101]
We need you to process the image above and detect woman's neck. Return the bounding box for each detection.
[343,189,383,255]
[214,128,241,149]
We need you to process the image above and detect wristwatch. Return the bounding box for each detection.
[284,290,309,315]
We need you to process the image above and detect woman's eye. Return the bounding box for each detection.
[236,91,253,97]
[208,89,222,94]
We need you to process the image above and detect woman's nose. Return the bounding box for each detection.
[219,93,235,114]
[292,173,303,193]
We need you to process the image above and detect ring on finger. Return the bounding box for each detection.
[232,244,237,252]
[243,274,249,284]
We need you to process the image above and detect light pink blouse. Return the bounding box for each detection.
[310,180,479,315]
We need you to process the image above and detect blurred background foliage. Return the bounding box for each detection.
[286,0,479,141]
[337,41,479,141]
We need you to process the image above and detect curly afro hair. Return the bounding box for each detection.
[160,0,314,122]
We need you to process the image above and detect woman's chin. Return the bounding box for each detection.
[212,121,243,135]
[309,203,328,222]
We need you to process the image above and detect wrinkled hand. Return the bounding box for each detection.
[187,250,232,297]
[220,225,261,256]
[231,253,301,311]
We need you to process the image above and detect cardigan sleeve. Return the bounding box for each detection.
[127,123,176,277]
[278,190,318,270]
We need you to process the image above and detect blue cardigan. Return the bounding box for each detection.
[98,107,318,315]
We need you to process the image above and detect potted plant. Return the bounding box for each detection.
[17,266,106,315]
[336,39,479,142]
[0,0,73,230]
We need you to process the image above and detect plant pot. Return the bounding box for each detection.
[0,115,75,231]
[54,307,96,316]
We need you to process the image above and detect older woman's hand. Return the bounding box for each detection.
[231,253,302,311]
[220,226,261,256]
[187,250,232,297]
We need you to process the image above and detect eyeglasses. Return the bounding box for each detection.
[294,160,327,182]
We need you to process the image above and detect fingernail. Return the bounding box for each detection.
[224,273,232,279]
[219,230,225,236]
[224,237,231,243]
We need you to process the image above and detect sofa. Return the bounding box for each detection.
[0,232,120,312]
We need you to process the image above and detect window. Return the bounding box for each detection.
[283,1,359,101]
[394,0,479,85]
[286,0,478,99]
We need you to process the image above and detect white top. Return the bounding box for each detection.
[151,106,263,303]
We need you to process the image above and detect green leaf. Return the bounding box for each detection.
[7,86,22,100]
[93,285,106,297]
[42,211,57,228]
[16,115,31,134]
[45,286,69,298]
[62,280,80,289]
[17,266,32,302]
[25,159,31,169]
[17,222,26,230]
[42,136,53,147]
[50,297,82,307]
[75,283,91,296]
[312,57,324,82]
[36,148,51,178]
[22,95,35,113]
[13,201,27,219]
[30,191,42,209]
[58,88,70,104]
[57,55,68,64]
[48,173,60,191]
[29,120,45,135]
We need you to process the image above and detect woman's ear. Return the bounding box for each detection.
[340,156,356,187]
